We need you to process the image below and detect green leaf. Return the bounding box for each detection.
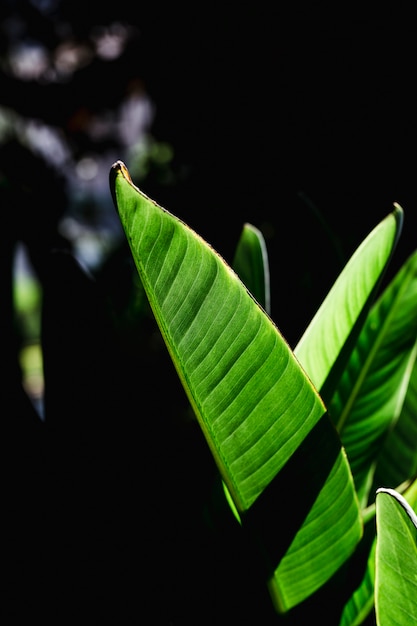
[110,161,362,610]
[329,250,417,505]
[371,350,417,496]
[375,488,417,625]
[294,205,403,404]
[339,541,376,626]
[340,480,417,626]
[232,222,271,314]
[268,447,362,612]
[110,160,328,512]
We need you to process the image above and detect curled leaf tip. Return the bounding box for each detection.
[377,487,417,528]
[111,160,132,182]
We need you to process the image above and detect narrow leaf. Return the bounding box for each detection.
[339,541,376,626]
[268,447,362,612]
[232,222,271,314]
[294,205,403,404]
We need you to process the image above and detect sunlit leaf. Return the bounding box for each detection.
[375,488,417,625]
[371,351,417,497]
[269,448,361,612]
[110,161,362,610]
[340,479,417,626]
[294,205,403,404]
[329,250,417,505]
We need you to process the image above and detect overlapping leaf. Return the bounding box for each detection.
[232,222,271,314]
[110,161,362,610]
[340,480,417,626]
[339,541,376,626]
[375,487,417,625]
[294,205,403,405]
[370,350,417,496]
[329,250,417,505]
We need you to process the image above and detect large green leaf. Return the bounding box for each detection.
[329,250,417,505]
[294,205,403,404]
[232,222,271,314]
[110,161,362,610]
[375,487,417,625]
[110,160,328,512]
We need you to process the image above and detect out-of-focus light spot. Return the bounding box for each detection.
[20,343,44,416]
[29,0,61,15]
[24,120,71,167]
[151,141,174,164]
[54,41,93,76]
[13,243,44,419]
[8,42,49,80]
[92,22,131,60]
[118,92,154,146]
[76,156,98,181]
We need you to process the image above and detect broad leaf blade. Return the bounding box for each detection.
[232,222,271,314]
[294,205,403,404]
[110,160,327,513]
[110,161,362,610]
[329,250,417,505]
[375,488,417,625]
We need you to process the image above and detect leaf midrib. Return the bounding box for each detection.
[335,271,415,434]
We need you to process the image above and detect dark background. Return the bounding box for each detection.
[2,5,416,342]
[1,3,417,624]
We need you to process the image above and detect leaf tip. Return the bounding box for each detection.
[377,487,417,529]
[392,201,404,230]
[111,160,133,182]
[109,160,135,212]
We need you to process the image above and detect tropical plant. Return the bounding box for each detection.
[109,159,417,625]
